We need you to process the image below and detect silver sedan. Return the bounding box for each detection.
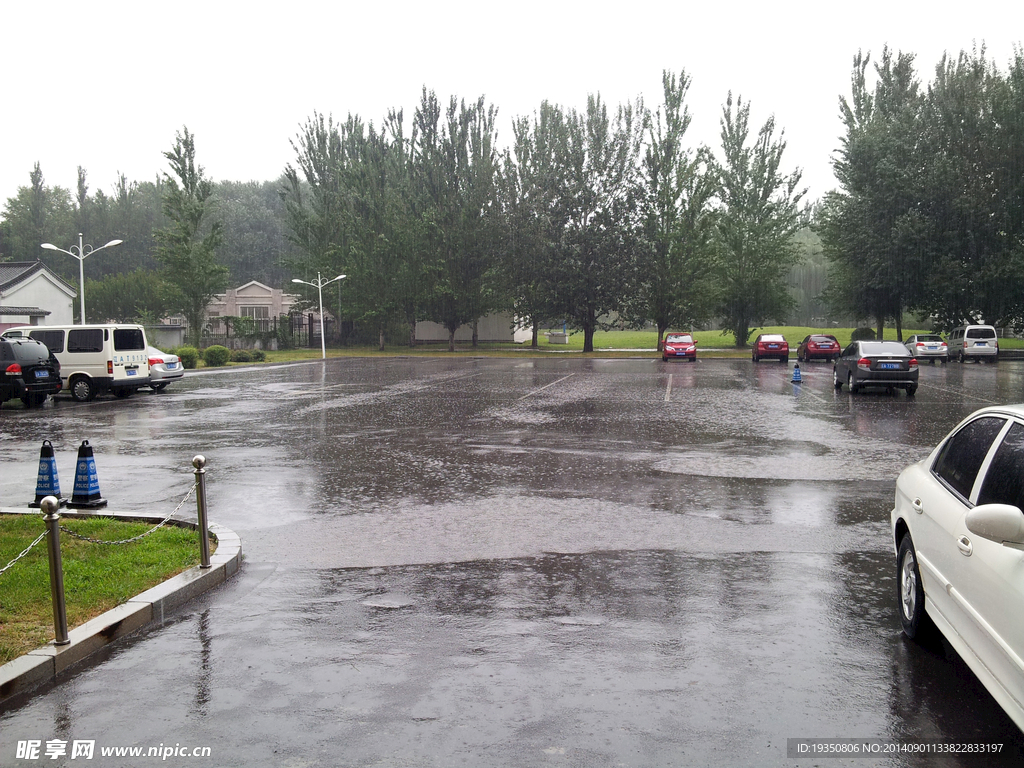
[147,346,184,391]
[905,334,948,363]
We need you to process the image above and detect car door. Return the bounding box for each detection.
[908,416,1007,629]
[953,420,1024,716]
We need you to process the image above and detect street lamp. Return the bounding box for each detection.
[292,272,346,359]
[41,233,123,324]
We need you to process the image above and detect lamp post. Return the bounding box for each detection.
[41,233,123,324]
[292,272,345,359]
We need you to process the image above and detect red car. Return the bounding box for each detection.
[797,334,840,362]
[662,332,697,362]
[752,333,789,363]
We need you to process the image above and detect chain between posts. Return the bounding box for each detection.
[0,530,49,578]
[58,482,198,545]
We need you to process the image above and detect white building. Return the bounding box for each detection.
[0,261,76,331]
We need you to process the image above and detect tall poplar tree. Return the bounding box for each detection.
[714,94,805,347]
[154,127,227,346]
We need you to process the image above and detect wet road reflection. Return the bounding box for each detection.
[2,357,1022,764]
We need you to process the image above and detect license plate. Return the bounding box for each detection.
[975,342,987,346]
[34,369,48,379]
[166,362,178,369]
[926,345,938,350]
[768,344,778,349]
[126,369,137,376]
[879,362,901,370]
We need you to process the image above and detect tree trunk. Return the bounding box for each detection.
[876,317,884,341]
[657,322,668,351]
[895,314,903,342]
[448,328,456,353]
[378,324,385,352]
[734,319,749,348]
[472,320,478,348]
[409,318,417,348]
[531,319,539,348]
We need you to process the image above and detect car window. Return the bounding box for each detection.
[966,327,996,339]
[29,330,65,353]
[977,422,1024,509]
[933,416,1007,500]
[113,328,145,351]
[10,341,49,364]
[68,329,104,353]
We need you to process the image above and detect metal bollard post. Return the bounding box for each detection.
[40,496,70,646]
[192,455,211,568]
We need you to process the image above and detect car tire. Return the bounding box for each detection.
[21,393,47,408]
[70,376,96,402]
[906,385,917,396]
[833,367,842,390]
[897,534,931,639]
[958,351,965,363]
[152,383,168,392]
[781,356,789,364]
[848,372,859,394]
[662,356,668,362]
[113,388,133,398]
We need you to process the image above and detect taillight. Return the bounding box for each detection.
[107,361,113,375]
[149,357,163,366]
[916,342,925,347]
[909,358,919,370]
[4,363,22,376]
[857,358,872,370]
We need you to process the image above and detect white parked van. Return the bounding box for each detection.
[2,324,151,401]
[947,324,999,363]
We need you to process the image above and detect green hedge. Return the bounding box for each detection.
[174,346,200,369]
[202,345,231,367]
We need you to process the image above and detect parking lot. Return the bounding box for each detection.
[1,356,1023,766]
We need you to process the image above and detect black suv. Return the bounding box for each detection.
[0,337,62,407]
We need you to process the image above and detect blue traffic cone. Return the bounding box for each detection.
[791,364,802,383]
[67,440,107,509]
[29,440,67,508]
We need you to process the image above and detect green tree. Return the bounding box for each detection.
[85,270,171,323]
[631,70,719,348]
[820,49,925,340]
[714,94,805,347]
[546,94,646,353]
[153,128,228,346]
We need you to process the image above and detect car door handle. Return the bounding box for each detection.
[912,498,923,513]
[957,536,973,557]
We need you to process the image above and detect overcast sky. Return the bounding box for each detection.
[2,1,1020,218]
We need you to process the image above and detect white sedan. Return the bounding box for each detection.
[147,346,185,391]
[892,405,1024,732]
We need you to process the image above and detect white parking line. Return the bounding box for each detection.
[665,374,673,402]
[518,373,576,400]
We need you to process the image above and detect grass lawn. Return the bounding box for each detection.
[0,515,205,664]
[191,326,1024,365]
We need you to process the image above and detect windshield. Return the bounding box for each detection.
[666,334,692,343]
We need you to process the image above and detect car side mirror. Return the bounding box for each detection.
[965,503,1024,549]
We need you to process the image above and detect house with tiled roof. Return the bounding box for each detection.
[0,261,76,331]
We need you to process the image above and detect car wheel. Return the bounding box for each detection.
[848,372,859,394]
[21,393,47,408]
[113,388,133,398]
[897,534,931,639]
[662,356,668,362]
[70,376,96,402]
[752,354,758,363]
[781,356,789,364]
[906,385,917,396]
[958,351,965,363]
[833,367,842,390]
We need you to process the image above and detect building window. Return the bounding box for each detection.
[240,306,270,332]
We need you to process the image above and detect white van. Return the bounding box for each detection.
[2,324,151,401]
[947,324,999,363]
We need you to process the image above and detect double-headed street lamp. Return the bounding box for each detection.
[292,272,346,359]
[41,233,123,324]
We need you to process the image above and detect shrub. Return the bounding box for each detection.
[202,345,232,367]
[251,349,267,362]
[851,327,876,341]
[174,346,200,369]
[230,349,253,363]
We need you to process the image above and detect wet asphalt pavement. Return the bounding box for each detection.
[1,356,1023,767]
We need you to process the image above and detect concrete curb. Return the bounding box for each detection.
[0,507,241,706]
